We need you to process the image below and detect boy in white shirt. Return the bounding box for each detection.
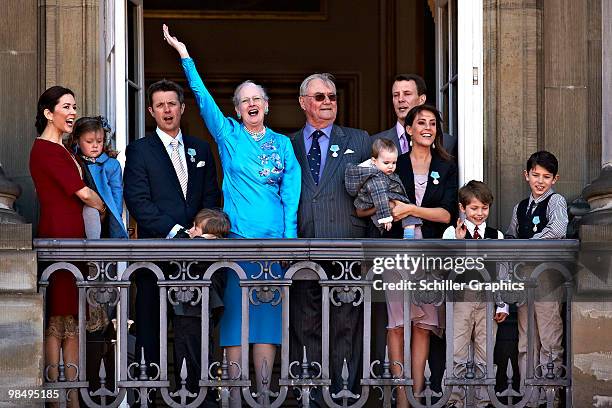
[443,180,508,407]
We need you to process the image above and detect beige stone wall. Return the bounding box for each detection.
[1,0,102,227]
[39,0,100,115]
[0,225,43,397]
[484,0,602,231]
[0,0,39,225]
[484,0,542,229]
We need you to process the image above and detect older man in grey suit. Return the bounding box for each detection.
[373,73,457,158]
[289,73,371,405]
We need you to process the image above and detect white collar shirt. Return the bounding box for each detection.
[464,218,485,238]
[156,127,188,174]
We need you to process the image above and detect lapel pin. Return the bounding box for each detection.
[330,144,340,157]
[532,215,540,232]
[430,170,440,185]
[187,148,196,162]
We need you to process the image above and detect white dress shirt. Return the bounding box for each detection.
[442,218,508,315]
[156,127,189,238]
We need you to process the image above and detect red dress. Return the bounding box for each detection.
[30,138,86,316]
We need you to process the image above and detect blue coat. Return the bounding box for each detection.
[86,153,128,238]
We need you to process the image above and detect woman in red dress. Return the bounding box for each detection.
[30,86,105,406]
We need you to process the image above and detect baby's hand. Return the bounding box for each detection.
[455,218,467,239]
[384,222,393,231]
[187,226,198,238]
[494,311,508,323]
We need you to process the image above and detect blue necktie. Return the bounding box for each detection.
[308,130,323,184]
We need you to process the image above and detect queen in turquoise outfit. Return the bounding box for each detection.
[163,25,300,405]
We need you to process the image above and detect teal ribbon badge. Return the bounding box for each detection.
[430,170,440,185]
[532,215,540,232]
[330,144,340,158]
[187,148,196,162]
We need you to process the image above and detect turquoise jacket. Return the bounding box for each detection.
[182,57,301,238]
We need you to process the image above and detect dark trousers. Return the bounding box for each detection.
[134,272,160,407]
[172,315,219,407]
[135,269,223,407]
[290,279,363,407]
[135,272,160,370]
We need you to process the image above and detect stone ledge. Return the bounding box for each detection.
[0,295,43,390]
[580,224,612,241]
[0,251,37,293]
[0,224,31,250]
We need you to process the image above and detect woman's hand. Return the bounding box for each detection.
[454,218,467,239]
[163,24,190,59]
[391,200,415,221]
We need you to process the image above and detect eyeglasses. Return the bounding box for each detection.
[303,93,337,102]
[239,96,264,105]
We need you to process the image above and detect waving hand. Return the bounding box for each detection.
[163,24,190,59]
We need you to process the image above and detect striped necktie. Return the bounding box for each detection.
[170,139,188,198]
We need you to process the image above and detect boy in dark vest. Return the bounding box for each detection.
[506,151,568,407]
[443,180,508,407]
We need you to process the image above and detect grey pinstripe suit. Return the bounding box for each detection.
[291,125,372,238]
[290,124,371,404]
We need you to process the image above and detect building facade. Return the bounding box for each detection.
[0,0,611,405]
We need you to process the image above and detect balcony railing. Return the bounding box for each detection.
[34,238,578,408]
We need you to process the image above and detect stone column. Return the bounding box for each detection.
[572,2,612,405]
[0,165,25,224]
[580,0,612,226]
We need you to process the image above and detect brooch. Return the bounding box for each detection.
[187,148,196,162]
[532,215,540,232]
[330,144,340,158]
[430,170,440,185]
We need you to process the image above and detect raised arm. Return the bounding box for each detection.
[163,24,232,143]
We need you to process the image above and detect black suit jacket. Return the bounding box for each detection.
[123,132,220,238]
[290,124,372,238]
[385,151,458,239]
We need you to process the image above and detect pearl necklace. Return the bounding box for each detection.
[244,126,266,142]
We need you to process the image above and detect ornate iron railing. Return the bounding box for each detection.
[34,238,578,407]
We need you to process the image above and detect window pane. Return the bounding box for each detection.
[451,0,458,77]
[442,90,450,134]
[127,3,137,83]
[442,4,449,84]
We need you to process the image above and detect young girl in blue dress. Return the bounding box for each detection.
[70,116,128,240]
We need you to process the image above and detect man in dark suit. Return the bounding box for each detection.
[123,79,221,405]
[289,73,371,405]
[372,74,458,158]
